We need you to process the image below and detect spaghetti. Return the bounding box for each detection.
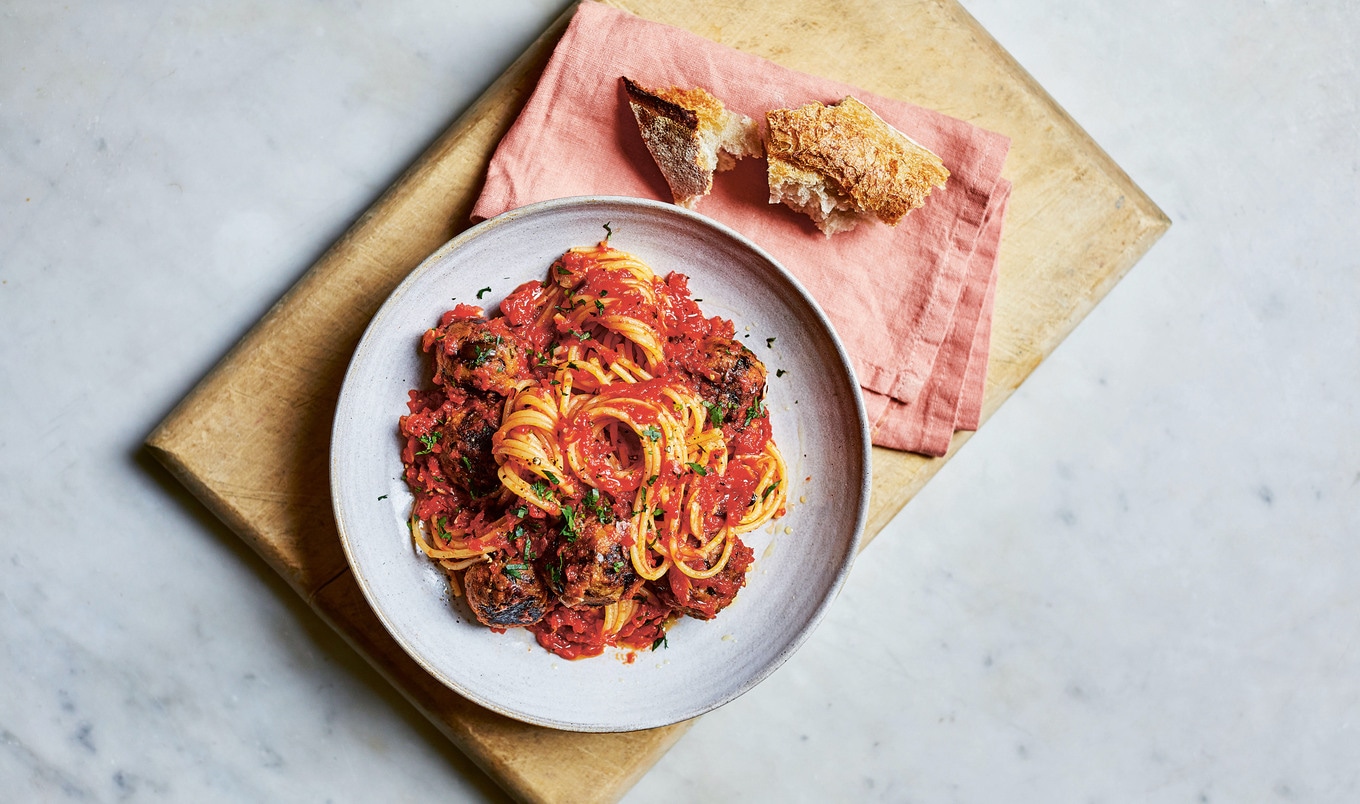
[399,240,787,660]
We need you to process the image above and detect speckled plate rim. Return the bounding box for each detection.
[331,196,869,732]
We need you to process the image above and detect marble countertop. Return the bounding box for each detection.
[3,1,1357,801]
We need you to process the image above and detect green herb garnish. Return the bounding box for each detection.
[761,480,781,501]
[477,286,492,299]
[503,563,529,580]
[584,487,613,523]
[651,635,668,651]
[686,462,709,476]
[701,400,725,427]
[561,504,579,543]
[743,399,763,428]
[642,425,661,441]
[415,433,440,455]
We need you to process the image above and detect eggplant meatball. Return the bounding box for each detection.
[668,540,754,620]
[432,319,526,396]
[463,558,549,627]
[691,336,767,428]
[434,392,502,497]
[553,514,643,607]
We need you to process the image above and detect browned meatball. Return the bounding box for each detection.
[432,319,526,397]
[690,336,767,428]
[668,540,754,620]
[552,513,643,607]
[463,558,549,627]
[434,393,502,498]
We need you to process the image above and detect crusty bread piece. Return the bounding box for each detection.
[622,77,762,209]
[766,96,950,235]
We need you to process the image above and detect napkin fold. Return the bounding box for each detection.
[472,1,1011,455]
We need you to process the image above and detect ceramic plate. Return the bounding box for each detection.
[332,196,868,732]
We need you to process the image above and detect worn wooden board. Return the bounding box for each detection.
[146,1,1168,802]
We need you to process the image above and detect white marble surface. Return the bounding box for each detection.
[2,1,1357,801]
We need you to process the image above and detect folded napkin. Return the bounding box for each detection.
[472,1,1011,455]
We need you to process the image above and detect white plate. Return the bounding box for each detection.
[332,196,868,732]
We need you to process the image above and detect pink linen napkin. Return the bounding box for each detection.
[472,1,1011,456]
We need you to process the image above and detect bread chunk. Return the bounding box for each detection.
[623,77,762,209]
[766,96,949,235]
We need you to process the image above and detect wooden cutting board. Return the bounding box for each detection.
[145,1,1168,801]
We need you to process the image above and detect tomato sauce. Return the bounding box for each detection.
[400,242,784,660]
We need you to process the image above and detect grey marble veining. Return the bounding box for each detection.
[2,1,1358,801]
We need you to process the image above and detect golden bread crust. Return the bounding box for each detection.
[623,77,707,206]
[623,77,762,209]
[766,96,949,227]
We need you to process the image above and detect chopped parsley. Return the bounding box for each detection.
[377,494,387,501]
[761,480,781,501]
[584,487,613,523]
[572,329,592,341]
[603,221,613,240]
[513,506,528,519]
[642,425,661,441]
[468,335,502,369]
[647,474,659,487]
[460,455,473,472]
[595,299,605,314]
[560,504,579,543]
[651,635,668,651]
[477,286,492,299]
[776,368,787,378]
[513,526,534,560]
[542,470,559,484]
[415,432,440,455]
[503,563,529,580]
[707,401,730,427]
[549,558,564,588]
[686,462,709,477]
[611,560,625,574]
[743,399,764,427]
[530,480,554,501]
